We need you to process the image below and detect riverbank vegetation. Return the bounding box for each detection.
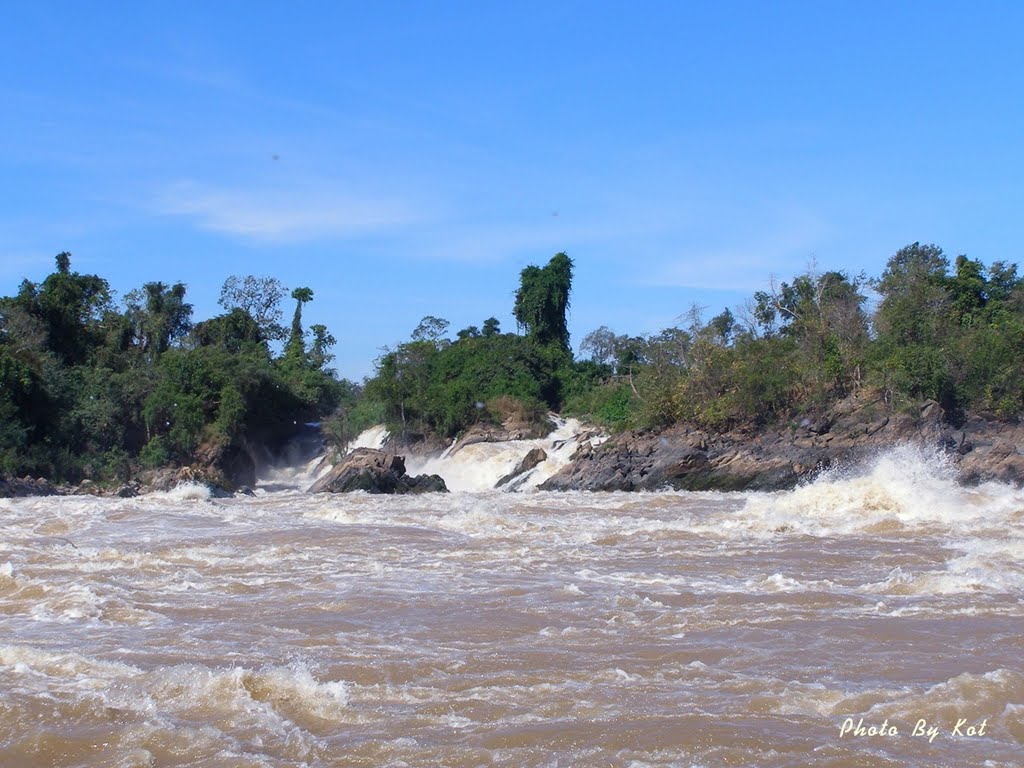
[0,256,349,482]
[352,243,1023,444]
[2,242,1021,484]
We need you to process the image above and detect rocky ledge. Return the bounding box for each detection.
[309,448,448,494]
[540,396,1024,492]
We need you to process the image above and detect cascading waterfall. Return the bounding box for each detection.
[408,415,607,492]
[305,417,607,493]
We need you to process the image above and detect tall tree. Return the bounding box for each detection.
[218,275,288,341]
[513,252,574,350]
[126,281,192,361]
[14,252,112,365]
[289,288,313,342]
[874,242,951,346]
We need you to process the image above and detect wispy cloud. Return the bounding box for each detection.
[640,206,831,293]
[154,180,424,243]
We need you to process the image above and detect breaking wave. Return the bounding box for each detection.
[735,444,1024,537]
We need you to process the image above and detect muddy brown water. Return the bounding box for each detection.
[1,447,1022,766]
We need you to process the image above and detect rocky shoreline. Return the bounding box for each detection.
[0,466,254,500]
[540,395,1024,491]
[4,395,1022,498]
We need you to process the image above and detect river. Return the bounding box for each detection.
[1,444,1022,766]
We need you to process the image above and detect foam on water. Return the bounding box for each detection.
[2,442,1024,766]
[349,424,389,451]
[145,482,212,502]
[405,416,606,492]
[734,444,1024,537]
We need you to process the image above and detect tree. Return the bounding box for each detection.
[309,324,336,369]
[191,309,267,353]
[482,317,501,337]
[13,252,112,365]
[948,255,987,327]
[411,315,450,346]
[218,275,288,341]
[289,287,314,342]
[580,326,619,368]
[513,252,574,350]
[874,242,950,346]
[125,281,192,361]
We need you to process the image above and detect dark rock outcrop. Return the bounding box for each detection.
[0,476,64,498]
[136,466,235,497]
[496,447,548,488]
[309,448,448,494]
[540,395,1024,492]
[194,437,256,488]
[448,423,513,456]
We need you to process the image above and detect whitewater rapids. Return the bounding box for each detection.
[1,445,1023,766]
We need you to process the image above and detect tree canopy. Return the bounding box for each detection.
[0,257,347,482]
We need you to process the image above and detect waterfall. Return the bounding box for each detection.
[405,416,606,492]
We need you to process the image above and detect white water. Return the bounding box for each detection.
[317,417,607,493]
[407,416,606,492]
[2,445,1023,766]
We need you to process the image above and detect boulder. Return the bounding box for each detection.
[308,448,448,494]
[496,447,548,488]
[0,476,64,498]
[541,394,1024,492]
[448,423,512,456]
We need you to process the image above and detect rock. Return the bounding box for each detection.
[115,485,136,498]
[496,448,548,488]
[0,476,63,497]
[308,448,448,494]
[194,437,256,488]
[541,394,1024,492]
[237,485,256,496]
[448,424,512,456]
[407,474,448,493]
[75,480,100,496]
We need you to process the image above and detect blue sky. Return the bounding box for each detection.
[3,2,1022,379]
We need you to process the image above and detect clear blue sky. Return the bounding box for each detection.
[3,2,1022,379]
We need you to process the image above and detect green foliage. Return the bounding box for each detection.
[322,393,386,451]
[191,309,266,352]
[0,256,346,482]
[513,252,574,350]
[218,275,288,341]
[563,380,635,431]
[124,281,192,362]
[367,331,563,438]
[2,241,1023,486]
[139,436,170,468]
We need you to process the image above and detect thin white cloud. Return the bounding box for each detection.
[155,180,423,243]
[640,207,831,293]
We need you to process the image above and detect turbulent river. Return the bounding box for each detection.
[2,442,1023,767]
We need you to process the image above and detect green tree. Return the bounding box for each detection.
[309,324,336,370]
[218,275,288,341]
[13,252,112,365]
[513,252,574,350]
[125,281,192,362]
[411,315,450,346]
[289,287,314,343]
[482,317,501,337]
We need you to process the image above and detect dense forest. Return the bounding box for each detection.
[358,243,1024,443]
[0,255,349,483]
[1,243,1022,486]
